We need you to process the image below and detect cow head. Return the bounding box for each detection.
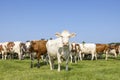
[7,42,15,52]
[25,41,31,52]
[20,43,27,53]
[55,30,76,46]
[0,45,4,52]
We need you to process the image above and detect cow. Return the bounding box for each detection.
[19,42,28,59]
[96,44,109,60]
[96,44,115,60]
[107,44,120,60]
[79,43,97,60]
[6,42,15,59]
[0,42,16,59]
[29,40,47,68]
[8,41,27,60]
[24,41,31,58]
[25,41,31,53]
[70,42,81,63]
[1,42,9,60]
[0,44,4,59]
[46,30,76,71]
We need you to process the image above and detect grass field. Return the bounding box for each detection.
[0,56,120,80]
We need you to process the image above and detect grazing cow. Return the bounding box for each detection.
[30,40,47,68]
[96,44,109,60]
[70,42,81,63]
[79,43,97,60]
[46,30,76,71]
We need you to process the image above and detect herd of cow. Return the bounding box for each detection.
[0,30,120,71]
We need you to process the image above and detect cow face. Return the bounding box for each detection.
[20,43,27,53]
[71,43,76,51]
[7,42,15,52]
[25,41,31,52]
[55,30,76,46]
[0,45,4,52]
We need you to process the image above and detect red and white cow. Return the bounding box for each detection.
[46,30,76,71]
[1,42,9,60]
[29,40,47,68]
[0,44,4,59]
[96,44,109,60]
[12,41,26,60]
[107,44,120,60]
[70,42,81,63]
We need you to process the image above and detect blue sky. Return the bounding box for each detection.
[0,0,120,43]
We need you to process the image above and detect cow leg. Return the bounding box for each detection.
[4,53,7,60]
[58,55,61,72]
[18,52,22,60]
[70,53,73,63]
[91,53,94,60]
[79,51,82,61]
[94,53,97,60]
[66,56,69,71]
[105,51,108,60]
[37,59,40,68]
[114,50,117,58]
[2,52,4,60]
[48,54,54,70]
[75,55,77,63]
[37,53,41,68]
[30,52,34,68]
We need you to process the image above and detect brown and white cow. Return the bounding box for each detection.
[96,44,109,60]
[29,40,47,68]
[0,44,4,58]
[70,42,81,63]
[107,44,120,59]
[7,41,27,60]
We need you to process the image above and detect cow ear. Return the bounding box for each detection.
[55,32,61,37]
[69,33,76,38]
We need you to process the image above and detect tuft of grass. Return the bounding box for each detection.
[0,56,120,80]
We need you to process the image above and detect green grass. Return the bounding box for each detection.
[0,56,120,80]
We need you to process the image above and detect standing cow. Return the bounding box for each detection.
[70,42,81,63]
[30,40,47,68]
[96,44,109,60]
[107,44,120,60]
[79,43,97,60]
[46,30,76,71]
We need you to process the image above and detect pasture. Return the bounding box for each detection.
[0,56,120,80]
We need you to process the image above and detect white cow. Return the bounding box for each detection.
[79,43,97,60]
[46,30,76,71]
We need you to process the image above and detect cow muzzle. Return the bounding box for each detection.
[63,42,69,46]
